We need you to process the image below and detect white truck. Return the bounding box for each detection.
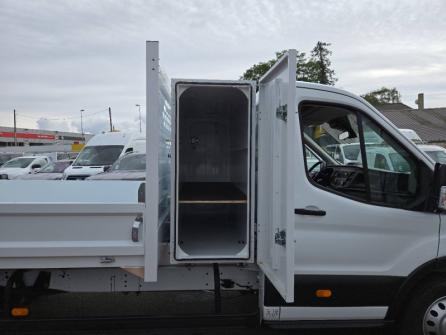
[1,42,446,335]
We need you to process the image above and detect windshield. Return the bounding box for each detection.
[73,145,123,166]
[0,154,20,165]
[2,158,34,168]
[111,154,146,171]
[426,150,446,164]
[40,161,72,173]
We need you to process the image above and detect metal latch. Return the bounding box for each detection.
[132,215,143,242]
[276,104,287,122]
[274,229,286,246]
[100,256,115,264]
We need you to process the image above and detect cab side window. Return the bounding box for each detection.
[299,102,427,211]
[300,103,368,202]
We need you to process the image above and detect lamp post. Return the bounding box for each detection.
[135,104,142,133]
[13,109,17,146]
[80,109,84,135]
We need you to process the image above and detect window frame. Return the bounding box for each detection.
[298,100,431,212]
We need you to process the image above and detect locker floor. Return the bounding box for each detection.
[177,217,248,258]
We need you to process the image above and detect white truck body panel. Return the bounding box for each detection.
[0,180,144,269]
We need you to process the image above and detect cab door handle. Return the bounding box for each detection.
[294,207,326,216]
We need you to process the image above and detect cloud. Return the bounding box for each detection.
[36,118,77,132]
[1,0,446,124]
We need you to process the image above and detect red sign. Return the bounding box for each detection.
[0,132,56,140]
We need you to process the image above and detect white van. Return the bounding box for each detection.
[418,144,446,164]
[399,128,424,144]
[63,132,145,180]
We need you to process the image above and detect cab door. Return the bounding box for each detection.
[257,50,304,303]
[290,88,439,317]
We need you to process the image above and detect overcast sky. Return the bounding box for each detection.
[1,0,446,134]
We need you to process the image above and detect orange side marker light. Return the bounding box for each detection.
[316,289,332,298]
[11,307,29,317]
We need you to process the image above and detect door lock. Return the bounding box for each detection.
[132,215,143,242]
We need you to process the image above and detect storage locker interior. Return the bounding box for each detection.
[174,83,253,261]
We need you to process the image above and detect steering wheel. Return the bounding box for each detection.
[308,160,324,173]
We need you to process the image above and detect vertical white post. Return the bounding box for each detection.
[145,41,159,281]
[284,49,297,302]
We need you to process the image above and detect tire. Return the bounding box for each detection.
[399,276,446,335]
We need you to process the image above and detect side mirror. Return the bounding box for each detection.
[31,164,41,170]
[103,165,111,172]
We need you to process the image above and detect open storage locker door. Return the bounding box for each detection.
[145,41,172,281]
[257,50,297,302]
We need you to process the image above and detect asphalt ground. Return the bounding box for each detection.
[2,326,394,335]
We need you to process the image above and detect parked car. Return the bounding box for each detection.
[324,143,362,165]
[64,132,145,180]
[418,144,446,164]
[86,153,146,180]
[364,146,411,172]
[14,160,73,180]
[0,156,49,179]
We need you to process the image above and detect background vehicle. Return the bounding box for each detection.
[0,155,49,179]
[418,144,446,164]
[324,143,361,165]
[86,153,145,180]
[14,159,73,180]
[399,128,424,144]
[63,132,145,180]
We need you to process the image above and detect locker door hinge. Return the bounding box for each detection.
[276,104,287,122]
[274,229,286,246]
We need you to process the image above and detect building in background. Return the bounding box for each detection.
[376,94,446,147]
[0,126,93,147]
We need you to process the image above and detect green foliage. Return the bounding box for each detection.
[241,41,337,88]
[310,42,337,85]
[361,87,401,105]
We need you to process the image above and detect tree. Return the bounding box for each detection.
[361,87,401,105]
[241,42,337,88]
[309,41,337,85]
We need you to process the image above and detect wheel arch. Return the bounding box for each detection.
[387,256,446,320]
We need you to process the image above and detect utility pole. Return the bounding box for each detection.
[80,109,84,135]
[136,104,141,133]
[108,107,113,132]
[13,109,17,146]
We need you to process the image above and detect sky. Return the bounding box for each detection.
[1,0,446,134]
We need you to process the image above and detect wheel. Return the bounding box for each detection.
[399,277,446,335]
